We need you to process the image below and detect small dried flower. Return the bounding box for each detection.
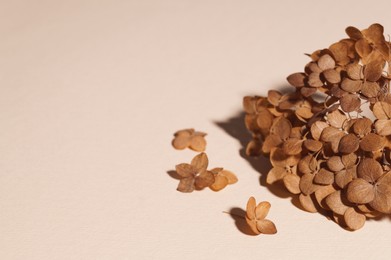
[172,128,207,152]
[245,197,277,235]
[175,153,215,193]
[209,168,238,191]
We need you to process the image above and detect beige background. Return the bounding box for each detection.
[1,0,391,259]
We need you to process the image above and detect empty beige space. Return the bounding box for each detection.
[1,0,391,259]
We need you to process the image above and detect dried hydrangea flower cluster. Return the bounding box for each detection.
[243,24,391,231]
[172,129,238,192]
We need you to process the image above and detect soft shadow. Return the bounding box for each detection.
[215,112,304,209]
[226,207,258,236]
[167,170,181,180]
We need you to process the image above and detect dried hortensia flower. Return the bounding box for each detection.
[172,128,207,152]
[243,23,391,231]
[245,197,277,235]
[175,153,215,193]
[209,168,238,191]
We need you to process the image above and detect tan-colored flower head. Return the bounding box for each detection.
[245,197,277,235]
[243,23,391,231]
[172,128,207,152]
[175,153,215,193]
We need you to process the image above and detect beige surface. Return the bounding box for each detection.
[1,1,391,259]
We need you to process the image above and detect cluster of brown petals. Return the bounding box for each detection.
[243,24,391,231]
[172,128,207,152]
[174,152,237,193]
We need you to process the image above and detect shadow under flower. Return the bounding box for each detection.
[215,112,308,211]
[226,207,258,236]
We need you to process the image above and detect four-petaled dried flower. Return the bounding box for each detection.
[172,128,207,152]
[245,197,277,235]
[175,153,215,193]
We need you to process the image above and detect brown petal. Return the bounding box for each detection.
[357,158,383,182]
[303,139,323,152]
[340,94,361,113]
[266,166,288,184]
[271,117,292,140]
[256,219,277,234]
[301,87,317,97]
[314,185,336,209]
[243,96,258,114]
[174,128,194,136]
[283,174,301,194]
[325,190,350,215]
[245,216,260,235]
[320,126,345,153]
[353,118,373,136]
[305,62,322,74]
[355,38,372,58]
[363,23,384,44]
[219,170,238,184]
[327,156,344,172]
[344,207,366,230]
[345,26,363,40]
[375,119,391,136]
[346,178,375,204]
[191,153,209,172]
[177,177,195,193]
[256,109,274,129]
[298,155,317,175]
[194,170,215,189]
[287,73,306,87]
[246,197,256,220]
[308,72,323,87]
[300,173,321,195]
[314,168,334,185]
[267,90,282,106]
[296,103,313,119]
[209,175,228,191]
[262,134,283,154]
[329,41,350,65]
[330,86,348,100]
[335,169,354,189]
[175,163,196,177]
[270,147,300,168]
[172,135,191,150]
[373,102,391,119]
[360,133,386,152]
[327,109,347,129]
[346,63,363,80]
[361,81,380,98]
[255,201,271,220]
[189,135,206,152]
[338,133,360,154]
[371,172,391,213]
[310,121,329,140]
[245,114,259,133]
[318,54,335,71]
[209,167,224,175]
[323,69,341,84]
[299,193,318,213]
[340,78,362,93]
[283,138,303,155]
[364,60,384,82]
[342,153,358,168]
